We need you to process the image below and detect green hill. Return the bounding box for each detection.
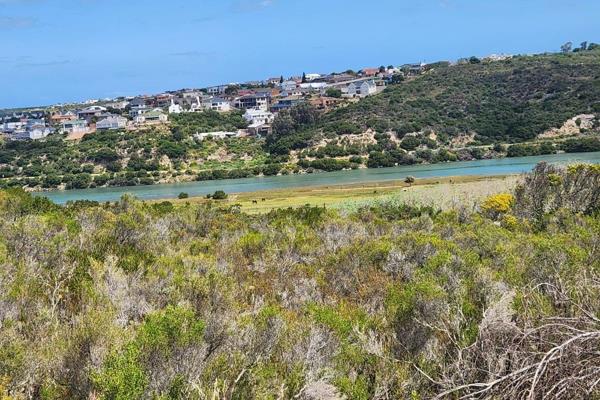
[268,49,600,154]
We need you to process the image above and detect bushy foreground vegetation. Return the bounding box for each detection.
[0,162,598,399]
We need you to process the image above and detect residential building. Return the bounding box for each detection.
[104,100,130,110]
[28,125,53,140]
[248,122,272,136]
[281,88,304,98]
[194,131,240,140]
[326,73,356,83]
[129,97,148,109]
[304,73,321,81]
[243,108,274,125]
[49,111,76,125]
[299,82,328,91]
[280,80,298,91]
[347,80,377,97]
[234,93,270,111]
[202,97,231,112]
[96,116,128,131]
[270,96,304,112]
[168,99,183,114]
[309,96,345,111]
[77,106,107,121]
[129,105,150,118]
[61,119,89,134]
[206,85,229,95]
[401,63,426,76]
[360,68,379,77]
[134,111,167,124]
[150,93,173,108]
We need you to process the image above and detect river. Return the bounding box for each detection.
[35,152,600,204]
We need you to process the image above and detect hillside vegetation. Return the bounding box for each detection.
[268,49,600,155]
[0,162,599,399]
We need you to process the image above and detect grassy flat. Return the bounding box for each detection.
[167,174,520,213]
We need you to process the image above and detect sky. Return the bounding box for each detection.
[0,0,598,109]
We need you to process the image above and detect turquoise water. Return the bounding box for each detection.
[35,152,600,204]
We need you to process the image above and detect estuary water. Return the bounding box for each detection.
[36,151,600,204]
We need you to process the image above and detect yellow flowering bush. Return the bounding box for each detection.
[481,193,515,219]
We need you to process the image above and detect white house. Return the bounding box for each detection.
[202,97,231,113]
[299,82,327,90]
[304,73,321,81]
[168,99,183,114]
[96,116,128,130]
[243,108,274,125]
[206,85,228,95]
[61,119,89,134]
[194,131,240,140]
[135,111,167,124]
[129,105,150,118]
[347,80,377,97]
[280,80,298,91]
[28,125,53,140]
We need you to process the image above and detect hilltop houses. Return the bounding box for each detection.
[0,58,411,142]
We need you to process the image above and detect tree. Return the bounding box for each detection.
[561,41,573,53]
[400,136,421,151]
[580,41,588,51]
[279,75,284,84]
[391,74,405,84]
[178,192,189,199]
[211,190,227,199]
[325,88,342,98]
[302,72,307,83]
[469,56,481,64]
[379,65,386,73]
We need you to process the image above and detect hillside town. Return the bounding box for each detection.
[0,63,433,141]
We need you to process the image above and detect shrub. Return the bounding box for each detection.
[481,193,514,218]
[210,190,228,200]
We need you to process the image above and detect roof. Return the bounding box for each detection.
[63,119,88,126]
[142,111,166,118]
[98,116,126,124]
[204,97,229,103]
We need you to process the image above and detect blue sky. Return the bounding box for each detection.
[0,0,598,108]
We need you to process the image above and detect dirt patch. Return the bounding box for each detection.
[450,132,476,148]
[538,114,596,139]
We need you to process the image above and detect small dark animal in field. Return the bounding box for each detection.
[262,198,266,202]
[373,190,378,194]
[252,200,258,204]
